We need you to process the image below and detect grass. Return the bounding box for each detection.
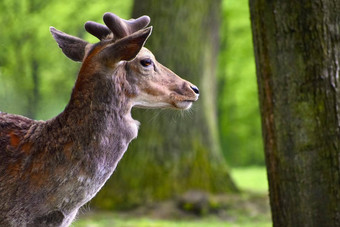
[73,166,271,227]
[231,166,269,193]
[74,215,271,227]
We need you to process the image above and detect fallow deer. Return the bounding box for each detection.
[0,12,199,226]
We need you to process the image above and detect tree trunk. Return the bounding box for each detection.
[249,0,340,226]
[92,0,237,210]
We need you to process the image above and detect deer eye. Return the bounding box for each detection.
[140,59,153,67]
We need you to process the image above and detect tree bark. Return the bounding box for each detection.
[249,0,340,226]
[92,0,237,209]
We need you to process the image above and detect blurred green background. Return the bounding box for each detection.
[0,0,269,226]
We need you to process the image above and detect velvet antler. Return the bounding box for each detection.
[84,12,150,41]
[50,12,151,62]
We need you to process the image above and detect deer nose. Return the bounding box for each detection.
[190,85,200,95]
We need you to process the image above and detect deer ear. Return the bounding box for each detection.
[50,27,89,62]
[105,26,152,62]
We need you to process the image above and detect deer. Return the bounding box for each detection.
[0,12,199,226]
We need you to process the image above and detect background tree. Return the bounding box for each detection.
[250,0,340,226]
[92,0,237,209]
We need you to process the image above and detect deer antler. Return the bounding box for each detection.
[85,12,150,41]
[83,22,111,40]
[50,13,151,62]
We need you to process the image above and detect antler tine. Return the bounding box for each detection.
[103,12,150,40]
[126,15,151,33]
[84,21,111,40]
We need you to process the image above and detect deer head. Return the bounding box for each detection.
[50,13,199,111]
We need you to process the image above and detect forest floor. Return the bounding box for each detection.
[74,167,271,227]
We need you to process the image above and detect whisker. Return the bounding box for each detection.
[149,108,164,123]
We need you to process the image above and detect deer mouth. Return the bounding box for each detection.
[170,91,199,110]
[174,100,195,110]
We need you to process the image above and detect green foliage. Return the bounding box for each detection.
[218,0,264,166]
[0,0,132,119]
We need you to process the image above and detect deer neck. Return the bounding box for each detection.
[50,66,139,160]
[26,67,140,214]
